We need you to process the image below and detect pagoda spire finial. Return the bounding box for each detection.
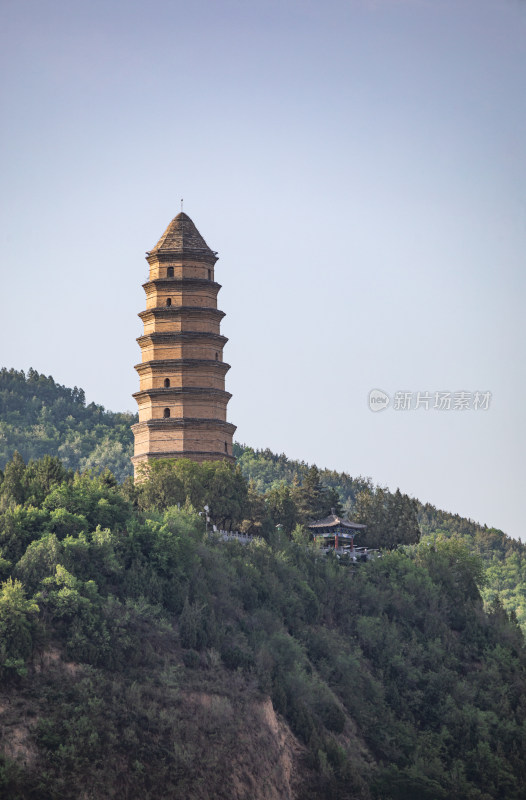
[148,210,215,257]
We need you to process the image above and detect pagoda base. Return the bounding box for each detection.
[131,418,236,481]
[132,449,235,479]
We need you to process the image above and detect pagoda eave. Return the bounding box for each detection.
[138,307,225,322]
[132,418,237,433]
[134,359,231,375]
[142,278,222,292]
[136,332,228,347]
[132,387,232,401]
[146,250,218,265]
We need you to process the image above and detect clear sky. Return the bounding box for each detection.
[1,0,525,539]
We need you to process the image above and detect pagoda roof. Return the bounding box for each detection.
[148,212,216,258]
[307,511,366,530]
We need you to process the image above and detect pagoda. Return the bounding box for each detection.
[131,212,236,479]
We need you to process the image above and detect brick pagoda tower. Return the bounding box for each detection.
[131,212,236,478]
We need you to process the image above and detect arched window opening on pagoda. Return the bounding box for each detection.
[166,298,172,306]
[215,352,219,361]
[208,269,212,280]
[224,441,228,453]
[163,408,170,418]
[167,267,174,277]
[164,378,170,388]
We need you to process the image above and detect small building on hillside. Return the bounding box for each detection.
[307,510,374,560]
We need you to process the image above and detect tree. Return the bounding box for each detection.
[0,505,50,563]
[294,466,327,523]
[15,534,62,594]
[135,459,248,530]
[24,455,71,505]
[389,490,420,546]
[352,489,388,548]
[0,451,26,509]
[204,461,248,530]
[79,438,130,483]
[0,578,39,680]
[136,459,186,511]
[352,487,420,549]
[266,484,297,534]
[43,472,131,531]
[240,479,269,535]
[416,538,485,601]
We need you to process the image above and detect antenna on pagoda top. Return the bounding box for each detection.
[181,198,183,212]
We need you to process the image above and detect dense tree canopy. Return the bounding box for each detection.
[0,368,135,481]
[0,452,525,799]
[132,457,248,530]
[0,372,525,798]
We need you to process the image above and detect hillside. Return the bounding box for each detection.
[1,369,524,633]
[0,456,525,799]
[234,444,526,632]
[0,368,136,482]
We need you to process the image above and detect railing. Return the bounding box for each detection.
[209,529,254,544]
[318,546,381,561]
[208,530,380,560]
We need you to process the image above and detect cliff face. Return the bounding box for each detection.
[0,649,313,800]
[183,693,304,800]
[1,643,376,800]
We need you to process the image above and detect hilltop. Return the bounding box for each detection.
[0,368,136,482]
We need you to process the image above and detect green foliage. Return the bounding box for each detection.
[353,487,420,549]
[136,458,248,529]
[179,597,208,650]
[266,483,297,533]
[418,504,526,635]
[234,444,526,641]
[0,453,525,798]
[0,368,136,479]
[0,376,525,798]
[42,471,131,531]
[15,533,62,593]
[233,443,371,511]
[0,451,26,507]
[0,505,51,563]
[294,465,341,522]
[0,578,39,680]
[234,444,422,553]
[23,454,72,505]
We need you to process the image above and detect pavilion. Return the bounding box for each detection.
[307,509,366,555]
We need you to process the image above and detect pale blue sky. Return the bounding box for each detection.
[1,0,525,538]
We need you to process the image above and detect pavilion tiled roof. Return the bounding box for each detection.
[148,212,216,257]
[307,512,366,530]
